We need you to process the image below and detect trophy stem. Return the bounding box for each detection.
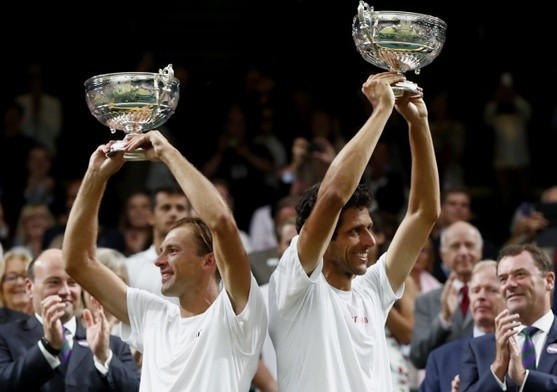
[392,80,423,99]
[109,133,148,161]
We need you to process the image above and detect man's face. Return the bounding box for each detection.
[155,226,211,297]
[127,193,152,229]
[497,251,554,324]
[440,223,482,281]
[326,208,375,277]
[441,192,471,225]
[469,265,505,332]
[26,250,81,323]
[152,192,191,238]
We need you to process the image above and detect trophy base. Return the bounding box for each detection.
[109,140,148,161]
[392,81,423,99]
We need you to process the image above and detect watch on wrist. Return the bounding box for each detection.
[40,337,61,356]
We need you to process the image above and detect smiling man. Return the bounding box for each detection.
[459,244,557,391]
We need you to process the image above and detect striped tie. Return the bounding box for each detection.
[521,326,538,370]
[59,328,72,364]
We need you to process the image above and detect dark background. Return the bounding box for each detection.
[2,1,555,244]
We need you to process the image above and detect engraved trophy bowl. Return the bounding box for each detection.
[352,1,446,98]
[84,64,180,161]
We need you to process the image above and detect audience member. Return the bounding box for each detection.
[459,244,557,391]
[0,248,140,391]
[63,130,267,390]
[201,103,276,231]
[42,178,125,252]
[0,249,33,316]
[483,72,533,221]
[0,201,11,252]
[505,185,557,251]
[362,139,408,219]
[268,72,440,390]
[125,186,191,305]
[0,101,36,231]
[118,190,153,256]
[410,220,483,370]
[250,216,297,286]
[14,63,63,158]
[11,203,55,258]
[249,194,298,253]
[428,90,467,190]
[420,259,505,392]
[430,188,498,283]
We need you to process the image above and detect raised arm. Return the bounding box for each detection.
[297,72,402,273]
[63,142,130,324]
[385,93,440,290]
[125,131,251,313]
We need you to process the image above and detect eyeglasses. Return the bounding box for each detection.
[2,273,27,284]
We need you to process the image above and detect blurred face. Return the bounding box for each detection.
[23,207,52,241]
[26,146,52,176]
[497,251,554,325]
[1,256,30,312]
[326,208,375,277]
[413,239,434,274]
[441,192,471,225]
[277,223,297,256]
[26,249,81,323]
[152,192,190,238]
[440,222,482,282]
[155,226,212,297]
[127,193,152,229]
[469,265,505,332]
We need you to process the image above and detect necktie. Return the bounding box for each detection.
[521,326,538,370]
[460,285,470,316]
[59,328,72,364]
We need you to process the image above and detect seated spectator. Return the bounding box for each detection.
[0,249,33,323]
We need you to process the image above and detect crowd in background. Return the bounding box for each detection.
[1,54,557,391]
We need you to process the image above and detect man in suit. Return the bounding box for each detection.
[420,259,505,391]
[410,220,484,369]
[459,243,557,391]
[0,248,140,391]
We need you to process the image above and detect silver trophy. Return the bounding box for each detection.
[85,64,180,161]
[353,1,446,98]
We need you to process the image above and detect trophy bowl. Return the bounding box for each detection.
[353,1,446,98]
[85,64,180,161]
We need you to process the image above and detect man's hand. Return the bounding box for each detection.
[41,295,66,348]
[83,296,111,364]
[507,332,528,385]
[490,309,520,381]
[440,273,459,323]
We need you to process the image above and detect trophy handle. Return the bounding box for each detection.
[357,2,377,43]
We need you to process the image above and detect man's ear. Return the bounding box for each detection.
[203,252,216,269]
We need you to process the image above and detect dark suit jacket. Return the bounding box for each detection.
[410,286,473,369]
[420,337,468,392]
[0,307,29,324]
[460,318,557,391]
[0,316,140,391]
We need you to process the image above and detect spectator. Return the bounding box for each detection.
[459,244,557,391]
[420,259,505,392]
[410,220,483,370]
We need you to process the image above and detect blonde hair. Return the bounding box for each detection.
[0,248,33,306]
[14,203,55,246]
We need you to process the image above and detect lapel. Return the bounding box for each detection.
[66,323,90,376]
[537,318,557,373]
